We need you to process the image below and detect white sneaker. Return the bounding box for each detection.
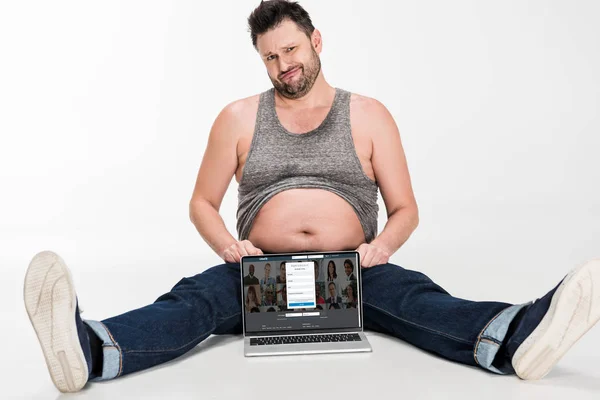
[24,250,91,392]
[512,258,600,379]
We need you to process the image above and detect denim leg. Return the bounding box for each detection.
[362,263,526,374]
[83,262,242,381]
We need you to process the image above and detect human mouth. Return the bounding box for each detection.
[281,67,300,80]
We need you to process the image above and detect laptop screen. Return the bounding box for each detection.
[241,251,362,336]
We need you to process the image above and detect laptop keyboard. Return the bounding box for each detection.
[250,333,362,346]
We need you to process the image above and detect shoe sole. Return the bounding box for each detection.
[23,251,88,392]
[513,258,600,380]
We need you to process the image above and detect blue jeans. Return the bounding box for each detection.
[83,262,527,381]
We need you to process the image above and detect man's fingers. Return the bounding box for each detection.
[224,240,267,263]
[362,249,374,268]
[223,249,238,263]
[237,243,250,257]
[230,246,243,261]
[243,240,262,256]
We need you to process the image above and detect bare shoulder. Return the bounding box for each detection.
[219,93,261,128]
[211,93,261,155]
[349,92,394,124]
[348,92,398,152]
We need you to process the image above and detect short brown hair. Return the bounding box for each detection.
[247,0,315,50]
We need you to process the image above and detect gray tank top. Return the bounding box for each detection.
[236,87,379,243]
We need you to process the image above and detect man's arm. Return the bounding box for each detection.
[188,100,247,257]
[359,98,419,255]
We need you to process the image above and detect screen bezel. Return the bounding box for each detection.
[240,250,364,337]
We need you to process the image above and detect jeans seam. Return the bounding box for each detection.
[363,301,472,345]
[98,321,123,378]
[473,308,505,366]
[121,312,242,354]
[480,337,501,346]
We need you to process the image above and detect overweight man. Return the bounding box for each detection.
[24,0,600,393]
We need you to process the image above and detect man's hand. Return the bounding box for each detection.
[221,240,263,263]
[355,243,390,268]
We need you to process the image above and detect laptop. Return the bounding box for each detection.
[240,250,372,356]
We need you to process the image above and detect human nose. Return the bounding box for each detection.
[278,57,294,75]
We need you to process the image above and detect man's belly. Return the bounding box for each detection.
[246,188,366,254]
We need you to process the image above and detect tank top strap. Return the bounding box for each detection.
[328,87,351,128]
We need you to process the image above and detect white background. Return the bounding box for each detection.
[1,0,599,398]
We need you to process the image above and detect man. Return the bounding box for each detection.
[23,0,600,393]
[325,282,342,305]
[343,259,356,281]
[276,261,286,283]
[260,262,276,286]
[243,263,259,285]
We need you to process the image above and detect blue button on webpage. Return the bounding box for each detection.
[289,302,315,307]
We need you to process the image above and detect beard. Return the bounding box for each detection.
[270,47,321,99]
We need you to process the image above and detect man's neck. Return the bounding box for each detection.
[274,77,334,111]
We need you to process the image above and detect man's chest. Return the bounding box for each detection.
[235,104,375,183]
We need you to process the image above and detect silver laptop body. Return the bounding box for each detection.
[240,250,372,356]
